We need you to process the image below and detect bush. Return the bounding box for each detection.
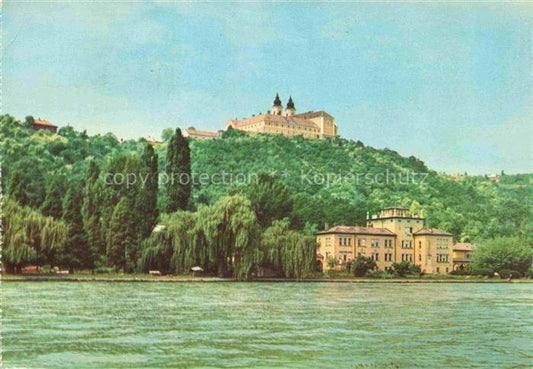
[450,268,472,276]
[390,262,419,277]
[498,269,522,279]
[95,266,115,274]
[326,257,338,270]
[365,269,384,278]
[351,256,376,277]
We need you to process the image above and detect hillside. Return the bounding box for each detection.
[1,115,531,244]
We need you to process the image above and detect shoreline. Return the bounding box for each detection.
[2,277,531,283]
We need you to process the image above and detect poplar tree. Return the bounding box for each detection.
[107,196,135,272]
[136,144,159,240]
[166,128,191,213]
[83,160,105,262]
[41,179,63,219]
[61,186,89,270]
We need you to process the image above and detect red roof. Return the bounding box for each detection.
[413,228,453,236]
[316,225,396,236]
[33,119,58,128]
[453,243,473,251]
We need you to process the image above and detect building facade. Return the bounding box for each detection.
[452,243,473,271]
[316,207,455,274]
[226,94,338,139]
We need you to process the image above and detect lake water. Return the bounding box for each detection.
[2,282,532,368]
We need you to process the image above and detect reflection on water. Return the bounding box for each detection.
[2,282,532,368]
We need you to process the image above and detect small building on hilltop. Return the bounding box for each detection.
[145,136,162,144]
[316,207,455,274]
[182,128,220,140]
[226,93,338,139]
[31,119,58,134]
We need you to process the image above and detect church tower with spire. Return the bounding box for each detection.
[285,96,296,116]
[271,93,283,115]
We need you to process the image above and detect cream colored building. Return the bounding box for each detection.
[316,226,396,271]
[452,243,473,271]
[182,129,220,140]
[226,94,338,139]
[317,207,455,274]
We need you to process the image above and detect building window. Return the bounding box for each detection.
[371,253,379,261]
[418,254,422,261]
[402,254,413,262]
[401,240,412,249]
[371,239,379,248]
[358,239,366,247]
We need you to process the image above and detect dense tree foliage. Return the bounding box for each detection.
[140,196,313,279]
[471,237,533,277]
[40,178,63,219]
[261,219,316,279]
[2,199,68,272]
[1,115,531,276]
[107,197,136,272]
[245,172,293,228]
[166,128,191,212]
[60,186,90,270]
[137,144,159,240]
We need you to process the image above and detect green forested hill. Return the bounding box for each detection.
[2,115,531,246]
[189,129,531,242]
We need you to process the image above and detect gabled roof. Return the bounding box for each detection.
[33,119,58,128]
[293,110,335,120]
[453,243,473,251]
[316,225,396,236]
[227,114,319,129]
[413,228,453,236]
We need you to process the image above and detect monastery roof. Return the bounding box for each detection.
[33,119,58,128]
[228,114,319,129]
[184,129,219,138]
[316,225,396,236]
[293,110,335,120]
[453,243,473,251]
[413,228,453,236]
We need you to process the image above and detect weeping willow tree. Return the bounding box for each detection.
[201,195,261,279]
[139,195,261,279]
[262,218,317,279]
[2,199,68,273]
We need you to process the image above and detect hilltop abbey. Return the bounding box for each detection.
[226,94,338,139]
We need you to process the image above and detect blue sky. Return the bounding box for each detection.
[3,2,531,174]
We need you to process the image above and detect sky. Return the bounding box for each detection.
[3,1,532,174]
